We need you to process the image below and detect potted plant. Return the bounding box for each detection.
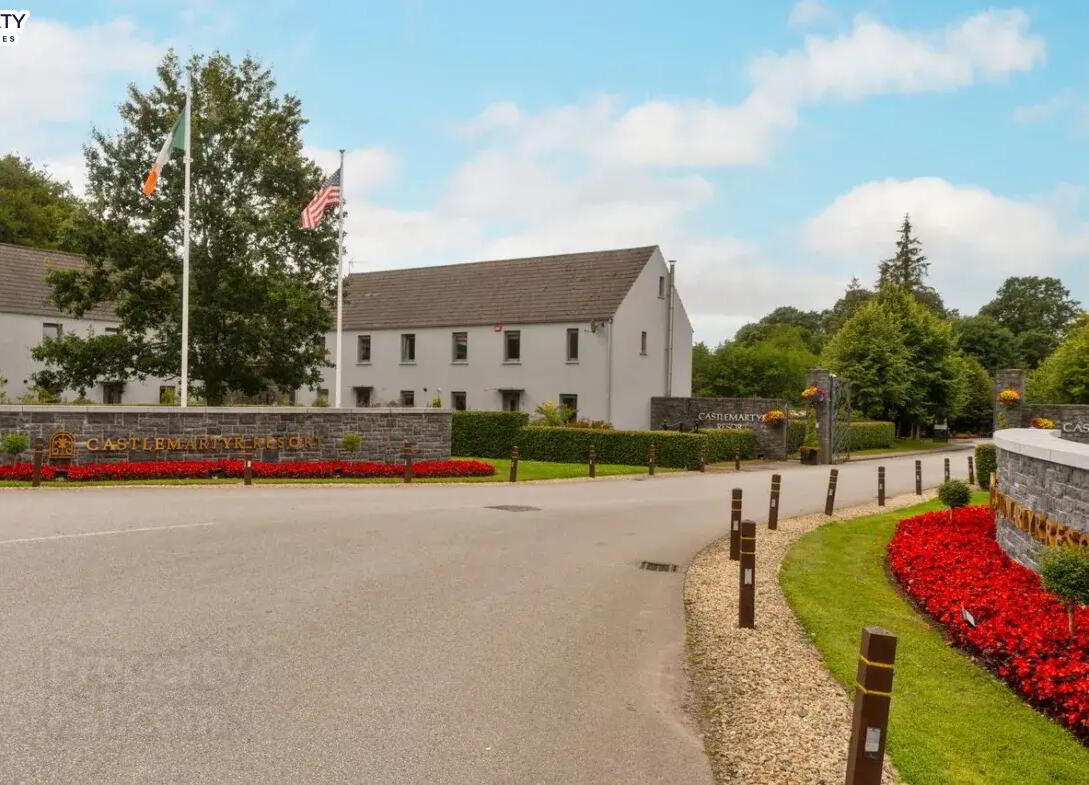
[997,388,1021,407]
[761,409,786,426]
[799,409,820,465]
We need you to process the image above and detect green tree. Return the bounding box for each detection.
[734,306,826,354]
[979,276,1081,368]
[691,341,717,397]
[706,326,818,401]
[948,353,993,434]
[953,314,1019,373]
[32,52,337,405]
[822,277,874,335]
[876,215,945,315]
[821,298,911,421]
[0,155,87,251]
[1027,315,1089,403]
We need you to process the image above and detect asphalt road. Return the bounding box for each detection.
[0,449,973,784]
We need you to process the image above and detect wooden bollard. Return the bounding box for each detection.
[699,445,706,473]
[31,437,43,488]
[243,452,253,486]
[402,440,414,483]
[729,488,742,561]
[509,446,519,483]
[845,627,898,785]
[915,460,922,496]
[877,466,886,507]
[944,457,950,483]
[588,445,596,478]
[734,448,741,472]
[648,443,656,476]
[768,473,781,530]
[738,519,756,629]
[825,468,839,516]
[968,455,975,486]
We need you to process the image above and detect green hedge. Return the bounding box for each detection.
[848,421,895,450]
[452,410,530,458]
[514,426,754,469]
[976,444,997,490]
[702,429,757,462]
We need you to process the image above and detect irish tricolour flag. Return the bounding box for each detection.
[142,110,186,196]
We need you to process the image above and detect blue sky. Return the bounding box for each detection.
[4,1,1088,342]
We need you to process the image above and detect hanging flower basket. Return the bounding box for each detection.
[762,409,786,426]
[997,388,1021,407]
[1030,417,1055,430]
[801,386,826,403]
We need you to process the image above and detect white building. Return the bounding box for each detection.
[0,243,694,427]
[0,243,169,404]
[312,246,692,430]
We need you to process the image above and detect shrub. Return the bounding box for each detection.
[516,426,723,469]
[938,479,971,509]
[452,410,530,458]
[531,400,575,427]
[566,418,612,430]
[701,429,757,462]
[340,433,362,452]
[847,421,895,450]
[1040,547,1089,635]
[430,395,442,408]
[313,394,329,408]
[2,433,28,460]
[975,443,997,490]
[786,419,806,454]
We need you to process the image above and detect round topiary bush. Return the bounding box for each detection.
[1039,546,1089,635]
[938,479,971,509]
[340,433,362,452]
[2,433,28,462]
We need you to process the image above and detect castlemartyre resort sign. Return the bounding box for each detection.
[83,434,323,452]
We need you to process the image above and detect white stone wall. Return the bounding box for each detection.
[0,312,168,404]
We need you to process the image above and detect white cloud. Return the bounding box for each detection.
[788,1,835,28]
[802,177,1089,312]
[1013,90,1074,123]
[302,145,399,199]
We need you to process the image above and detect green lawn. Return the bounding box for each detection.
[780,493,1089,785]
[0,457,668,488]
[847,438,967,458]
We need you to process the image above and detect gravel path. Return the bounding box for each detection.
[685,491,936,785]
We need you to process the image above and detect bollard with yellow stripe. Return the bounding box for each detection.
[729,488,742,561]
[845,626,897,785]
[738,519,756,629]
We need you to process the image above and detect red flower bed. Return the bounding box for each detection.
[887,506,1089,741]
[0,459,494,482]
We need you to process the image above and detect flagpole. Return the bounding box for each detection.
[334,149,345,409]
[180,70,192,407]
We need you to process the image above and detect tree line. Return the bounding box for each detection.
[693,216,1086,435]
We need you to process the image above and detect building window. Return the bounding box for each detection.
[103,382,124,405]
[559,394,578,421]
[640,331,648,355]
[105,326,121,336]
[357,334,371,363]
[401,333,416,363]
[400,390,415,407]
[504,330,521,362]
[159,385,176,405]
[658,275,665,298]
[501,390,521,411]
[42,322,61,340]
[566,328,579,362]
[354,386,372,407]
[452,331,468,362]
[451,391,467,411]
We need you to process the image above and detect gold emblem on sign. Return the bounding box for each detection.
[48,430,75,459]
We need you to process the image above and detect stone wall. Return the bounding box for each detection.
[0,406,451,464]
[994,429,1089,570]
[1022,404,1089,444]
[650,397,787,459]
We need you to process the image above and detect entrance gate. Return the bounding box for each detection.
[828,375,854,464]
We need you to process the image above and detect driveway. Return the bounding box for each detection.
[0,449,971,784]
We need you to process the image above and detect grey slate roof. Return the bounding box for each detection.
[342,246,658,330]
[0,242,115,321]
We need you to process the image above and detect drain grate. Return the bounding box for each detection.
[640,561,678,572]
[485,505,541,513]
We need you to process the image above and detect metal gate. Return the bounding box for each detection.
[828,375,854,464]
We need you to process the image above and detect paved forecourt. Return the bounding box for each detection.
[0,449,970,784]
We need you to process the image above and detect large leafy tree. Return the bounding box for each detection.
[948,353,993,434]
[733,306,826,354]
[701,325,818,401]
[876,215,945,315]
[979,276,1081,368]
[0,155,87,251]
[821,277,874,336]
[1027,314,1089,403]
[953,314,1020,373]
[32,51,338,404]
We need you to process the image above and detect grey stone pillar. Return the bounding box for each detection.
[806,369,834,465]
[994,369,1026,432]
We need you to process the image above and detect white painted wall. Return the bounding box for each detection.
[311,248,695,430]
[0,312,168,404]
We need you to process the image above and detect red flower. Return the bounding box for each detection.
[887,506,1089,742]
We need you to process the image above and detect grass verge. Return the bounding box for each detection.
[780,491,1089,785]
[0,458,670,488]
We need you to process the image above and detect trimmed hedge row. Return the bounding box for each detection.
[514,426,756,469]
[785,419,895,454]
[976,443,997,490]
[452,411,530,458]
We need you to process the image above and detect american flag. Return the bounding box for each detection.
[301,167,342,229]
